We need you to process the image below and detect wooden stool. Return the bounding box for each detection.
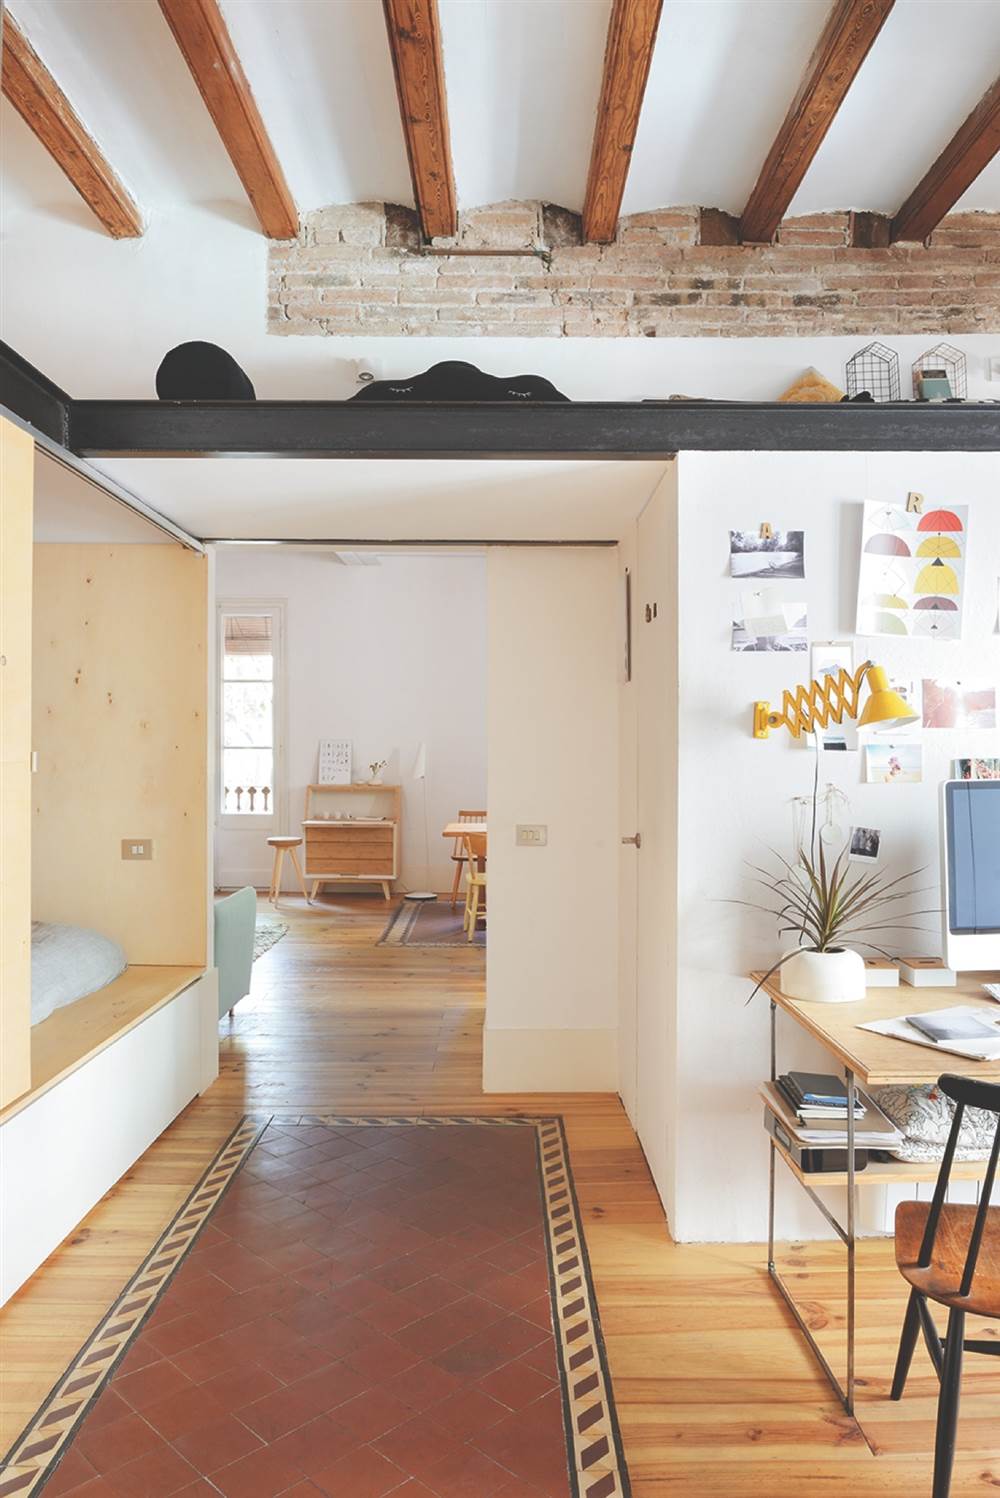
[267,836,309,904]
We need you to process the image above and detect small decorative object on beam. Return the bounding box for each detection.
[349,360,569,403]
[845,342,900,403]
[912,343,966,401]
[156,342,256,401]
[247,786,257,811]
[234,785,244,811]
[262,787,270,812]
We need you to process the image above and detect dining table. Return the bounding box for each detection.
[441,821,487,840]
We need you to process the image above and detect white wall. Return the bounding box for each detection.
[485,547,620,1092]
[669,451,1000,1242]
[213,548,486,892]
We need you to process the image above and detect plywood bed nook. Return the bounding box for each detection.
[0,420,218,1306]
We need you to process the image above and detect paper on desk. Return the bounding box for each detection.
[859,1006,1000,1062]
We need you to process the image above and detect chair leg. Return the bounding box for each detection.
[467,884,479,942]
[450,860,463,911]
[891,1289,923,1400]
[932,1308,965,1498]
[288,846,309,902]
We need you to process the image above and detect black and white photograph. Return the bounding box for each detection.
[729,528,805,579]
[848,826,881,863]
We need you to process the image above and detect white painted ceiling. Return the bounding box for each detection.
[5,0,1000,223]
[33,452,172,542]
[91,458,670,541]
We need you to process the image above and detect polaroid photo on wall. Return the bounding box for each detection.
[849,826,881,863]
[729,529,805,580]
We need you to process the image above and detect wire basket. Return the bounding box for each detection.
[912,342,967,399]
[845,342,900,402]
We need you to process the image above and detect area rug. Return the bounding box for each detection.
[253,916,289,961]
[2,1117,628,1498]
[379,900,485,947]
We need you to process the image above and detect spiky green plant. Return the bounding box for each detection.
[738,836,936,1003]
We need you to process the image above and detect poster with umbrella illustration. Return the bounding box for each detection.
[857,500,968,639]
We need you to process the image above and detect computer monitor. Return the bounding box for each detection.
[941,779,1000,972]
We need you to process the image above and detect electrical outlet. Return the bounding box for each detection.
[515,824,548,847]
[121,839,153,860]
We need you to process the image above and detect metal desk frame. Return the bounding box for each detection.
[766,997,858,1414]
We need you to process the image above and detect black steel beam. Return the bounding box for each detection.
[0,341,71,447]
[68,398,1000,458]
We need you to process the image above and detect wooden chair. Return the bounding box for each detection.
[890,1073,1000,1498]
[449,810,487,909]
[462,832,487,942]
[267,836,309,905]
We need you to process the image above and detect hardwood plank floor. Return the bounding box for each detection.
[2,894,998,1493]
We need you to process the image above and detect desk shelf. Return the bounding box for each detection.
[302,784,401,901]
[768,1130,991,1190]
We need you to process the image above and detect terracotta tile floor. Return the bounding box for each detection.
[45,1124,577,1498]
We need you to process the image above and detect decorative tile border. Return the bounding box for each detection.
[1,1115,629,1498]
[0,1116,267,1498]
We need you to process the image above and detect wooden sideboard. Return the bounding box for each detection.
[302,784,401,900]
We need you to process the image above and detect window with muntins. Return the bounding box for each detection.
[220,612,276,817]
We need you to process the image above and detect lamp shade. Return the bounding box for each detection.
[857,665,919,730]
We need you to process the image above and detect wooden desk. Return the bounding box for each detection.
[754,968,1000,1416]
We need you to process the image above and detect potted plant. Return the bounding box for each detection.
[367,759,387,785]
[741,824,932,1005]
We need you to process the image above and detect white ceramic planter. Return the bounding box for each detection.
[778,947,866,1004]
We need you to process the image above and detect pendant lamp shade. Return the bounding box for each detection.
[915,534,961,558]
[917,509,963,532]
[913,595,958,611]
[865,533,910,557]
[915,559,959,594]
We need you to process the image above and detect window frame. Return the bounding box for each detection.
[216,599,286,833]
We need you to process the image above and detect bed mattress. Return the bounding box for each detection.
[31,922,128,1026]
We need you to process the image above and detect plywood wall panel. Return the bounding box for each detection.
[0,418,34,1109]
[32,545,208,965]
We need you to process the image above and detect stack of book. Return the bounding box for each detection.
[761,1070,902,1170]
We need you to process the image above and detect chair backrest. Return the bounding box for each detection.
[463,831,487,874]
[918,1073,1000,1295]
[213,885,256,1018]
[453,810,486,856]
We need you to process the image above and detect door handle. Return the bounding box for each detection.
[621,833,642,848]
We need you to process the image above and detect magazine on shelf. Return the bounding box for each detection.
[760,1082,902,1148]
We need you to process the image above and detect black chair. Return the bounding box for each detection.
[890,1073,1000,1498]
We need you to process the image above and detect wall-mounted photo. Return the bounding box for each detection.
[729,529,805,579]
[922,679,997,730]
[865,743,923,784]
[955,757,1000,780]
[849,826,881,863]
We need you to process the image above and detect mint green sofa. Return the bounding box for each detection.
[214,886,256,1018]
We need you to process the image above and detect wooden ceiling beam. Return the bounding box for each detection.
[582,0,663,244]
[157,0,297,239]
[890,77,1000,243]
[382,0,456,241]
[1,13,143,238]
[740,0,895,245]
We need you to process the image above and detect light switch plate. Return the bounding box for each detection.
[515,824,548,847]
[121,839,153,860]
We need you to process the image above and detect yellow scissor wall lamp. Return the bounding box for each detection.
[753,661,919,740]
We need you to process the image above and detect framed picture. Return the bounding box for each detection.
[318,739,351,785]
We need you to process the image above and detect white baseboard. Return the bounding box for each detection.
[482,1026,618,1093]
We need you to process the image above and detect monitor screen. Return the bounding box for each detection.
[946,781,1000,935]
